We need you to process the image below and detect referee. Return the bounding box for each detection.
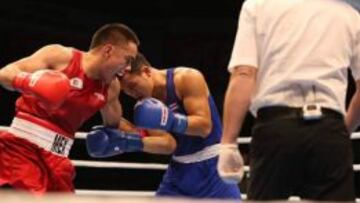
[217,0,360,201]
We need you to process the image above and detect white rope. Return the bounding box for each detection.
[0,125,359,172]
[73,160,250,172]
[2,125,360,200]
[237,137,251,144]
[237,132,360,144]
[1,126,360,143]
[75,132,87,139]
[73,159,360,173]
[73,160,168,170]
[353,164,360,171]
[352,132,360,140]
[75,189,247,199]
[75,190,155,197]
[73,131,360,143]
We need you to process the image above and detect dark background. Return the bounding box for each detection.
[0,0,359,197]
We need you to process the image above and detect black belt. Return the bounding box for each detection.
[257,106,343,121]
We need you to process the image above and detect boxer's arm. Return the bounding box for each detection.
[142,129,177,155]
[101,81,176,155]
[119,117,138,132]
[176,69,212,138]
[0,44,71,90]
[118,118,176,155]
[87,126,176,157]
[101,79,123,127]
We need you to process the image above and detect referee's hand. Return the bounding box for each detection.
[217,144,244,184]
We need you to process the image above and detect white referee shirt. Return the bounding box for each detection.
[228,0,360,115]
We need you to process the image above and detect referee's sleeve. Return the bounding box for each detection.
[228,0,258,73]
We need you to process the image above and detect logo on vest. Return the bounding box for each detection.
[169,102,178,111]
[70,77,83,90]
[51,134,69,155]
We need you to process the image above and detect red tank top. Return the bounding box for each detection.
[15,50,109,138]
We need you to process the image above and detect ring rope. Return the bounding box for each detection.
[2,126,360,144]
[0,126,359,172]
[0,125,359,200]
[73,160,360,172]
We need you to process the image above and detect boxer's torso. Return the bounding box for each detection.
[164,68,222,156]
[15,50,109,137]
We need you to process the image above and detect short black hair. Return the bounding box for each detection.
[90,23,140,49]
[130,53,151,73]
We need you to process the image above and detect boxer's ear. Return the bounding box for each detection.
[101,44,114,59]
[142,66,152,77]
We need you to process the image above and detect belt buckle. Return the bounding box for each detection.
[302,104,322,121]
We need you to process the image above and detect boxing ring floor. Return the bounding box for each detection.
[0,190,321,203]
[1,190,355,203]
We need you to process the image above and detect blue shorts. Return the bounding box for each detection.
[156,157,241,199]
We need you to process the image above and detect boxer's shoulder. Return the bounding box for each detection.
[36,44,74,71]
[173,67,207,96]
[39,44,73,59]
[173,67,205,83]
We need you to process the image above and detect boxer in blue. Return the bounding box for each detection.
[86,53,240,199]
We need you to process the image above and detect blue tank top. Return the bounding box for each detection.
[165,68,222,156]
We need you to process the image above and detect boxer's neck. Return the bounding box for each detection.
[81,52,100,80]
[151,69,167,101]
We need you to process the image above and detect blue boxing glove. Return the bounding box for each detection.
[134,98,188,134]
[86,126,144,158]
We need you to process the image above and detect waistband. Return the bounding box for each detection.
[16,111,72,137]
[8,117,74,157]
[257,106,343,121]
[172,144,220,164]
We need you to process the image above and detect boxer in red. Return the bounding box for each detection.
[0,23,139,194]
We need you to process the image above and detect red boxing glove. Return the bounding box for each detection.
[12,70,71,108]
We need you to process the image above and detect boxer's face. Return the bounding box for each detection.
[101,42,137,82]
[120,67,153,100]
